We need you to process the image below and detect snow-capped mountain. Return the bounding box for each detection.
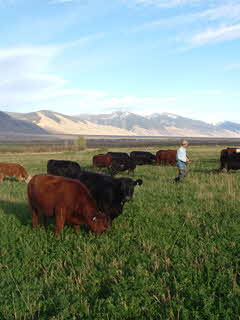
[3,110,240,137]
[216,121,240,134]
[75,111,239,137]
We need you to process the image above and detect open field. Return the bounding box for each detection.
[0,136,240,153]
[0,146,240,319]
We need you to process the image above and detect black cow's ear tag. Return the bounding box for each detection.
[135,179,143,186]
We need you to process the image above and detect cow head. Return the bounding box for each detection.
[89,212,110,234]
[118,178,143,202]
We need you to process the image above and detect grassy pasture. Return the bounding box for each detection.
[0,146,239,320]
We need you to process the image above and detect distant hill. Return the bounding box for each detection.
[75,111,240,137]
[4,109,240,137]
[0,111,48,134]
[217,121,240,134]
[7,110,136,136]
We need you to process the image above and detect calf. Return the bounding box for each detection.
[27,174,109,235]
[130,151,156,165]
[0,163,30,183]
[47,159,81,179]
[156,150,177,166]
[78,170,143,220]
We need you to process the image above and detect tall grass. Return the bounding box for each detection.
[0,146,239,319]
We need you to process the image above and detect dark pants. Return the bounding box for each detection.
[175,168,187,182]
[175,160,187,182]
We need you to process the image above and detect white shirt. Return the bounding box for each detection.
[176,146,187,162]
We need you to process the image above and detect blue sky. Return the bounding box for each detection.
[0,0,240,123]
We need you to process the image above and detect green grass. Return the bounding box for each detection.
[0,146,239,320]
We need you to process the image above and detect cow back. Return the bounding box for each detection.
[107,152,130,160]
[0,162,29,181]
[47,160,81,179]
[92,154,112,168]
[156,150,177,166]
[130,151,156,165]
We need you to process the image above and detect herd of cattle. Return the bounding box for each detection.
[93,150,177,175]
[0,147,239,235]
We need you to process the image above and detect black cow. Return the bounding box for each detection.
[77,171,143,220]
[110,158,136,175]
[47,160,81,179]
[130,151,156,165]
[107,152,130,160]
[220,152,240,172]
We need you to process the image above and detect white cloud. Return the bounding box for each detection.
[129,1,240,50]
[133,2,240,32]
[0,35,104,108]
[123,0,202,8]
[49,0,83,4]
[0,40,177,115]
[33,90,177,115]
[0,0,15,6]
[188,24,240,47]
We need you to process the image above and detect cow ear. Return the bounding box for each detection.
[135,179,143,186]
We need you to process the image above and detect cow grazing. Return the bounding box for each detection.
[156,150,177,166]
[77,170,143,220]
[107,152,136,175]
[27,174,109,235]
[93,154,112,169]
[110,157,136,175]
[130,151,156,165]
[47,159,81,179]
[220,148,240,171]
[0,163,30,183]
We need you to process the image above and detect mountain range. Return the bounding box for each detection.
[1,110,240,138]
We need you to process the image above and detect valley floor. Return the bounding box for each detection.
[0,146,239,319]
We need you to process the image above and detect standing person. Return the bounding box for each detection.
[175,139,189,182]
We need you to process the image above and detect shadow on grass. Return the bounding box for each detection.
[0,200,31,226]
[193,158,218,163]
[192,169,220,174]
[0,200,93,235]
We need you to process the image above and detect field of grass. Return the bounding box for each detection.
[0,146,239,319]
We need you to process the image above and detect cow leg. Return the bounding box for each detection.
[31,209,39,229]
[73,225,80,233]
[42,215,47,229]
[55,208,66,235]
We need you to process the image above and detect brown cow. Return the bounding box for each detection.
[0,163,30,183]
[92,154,113,169]
[27,174,109,235]
[156,150,177,166]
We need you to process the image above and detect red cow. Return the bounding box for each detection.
[27,174,109,235]
[156,150,177,166]
[92,154,113,169]
[0,163,30,183]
